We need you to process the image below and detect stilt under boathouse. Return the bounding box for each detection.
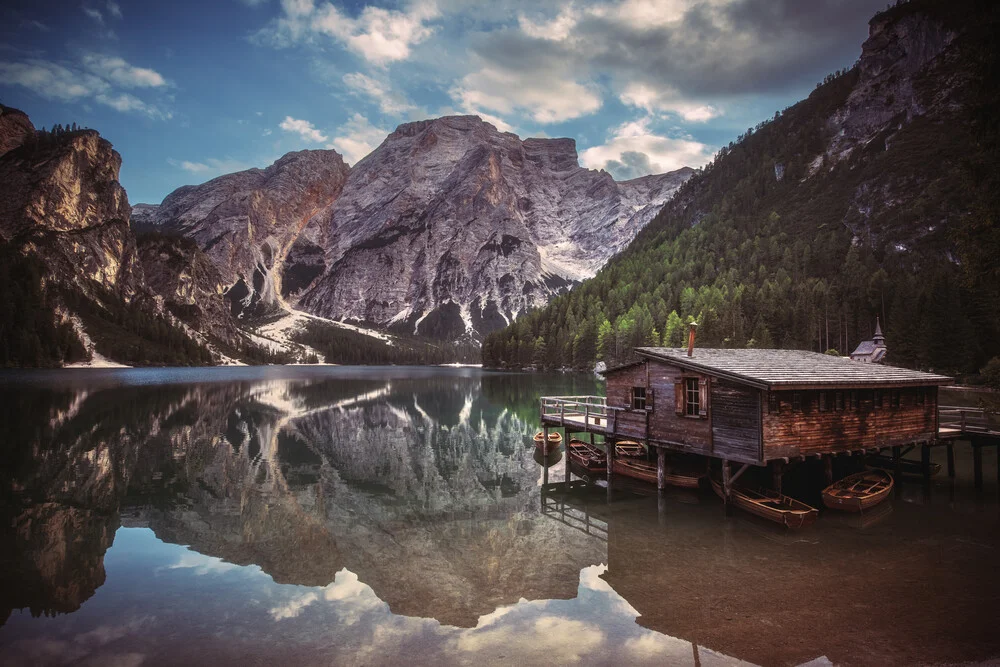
[539,330,962,506]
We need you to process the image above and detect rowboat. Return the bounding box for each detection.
[822,469,893,512]
[710,475,819,529]
[533,431,562,454]
[567,439,607,473]
[612,456,658,484]
[614,440,646,458]
[611,446,706,489]
[866,454,940,477]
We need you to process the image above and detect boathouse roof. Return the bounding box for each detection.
[632,347,953,390]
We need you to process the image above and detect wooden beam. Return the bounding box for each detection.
[946,442,955,478]
[607,438,615,502]
[722,459,733,516]
[892,445,901,479]
[921,442,931,486]
[973,441,983,490]
[730,463,751,486]
[824,455,833,485]
[657,447,666,492]
[772,459,783,494]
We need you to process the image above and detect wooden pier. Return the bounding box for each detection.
[539,348,999,505]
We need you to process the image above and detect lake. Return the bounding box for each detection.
[0,367,997,666]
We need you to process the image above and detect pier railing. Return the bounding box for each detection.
[939,406,994,434]
[540,395,623,428]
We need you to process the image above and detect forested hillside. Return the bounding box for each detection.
[483,0,999,376]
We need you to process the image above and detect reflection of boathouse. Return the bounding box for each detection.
[541,336,953,496]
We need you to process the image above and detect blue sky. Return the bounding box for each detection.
[1,0,885,204]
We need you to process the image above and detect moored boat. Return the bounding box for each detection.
[822,469,894,512]
[710,475,819,529]
[612,456,658,484]
[533,430,562,454]
[614,440,646,458]
[567,439,607,473]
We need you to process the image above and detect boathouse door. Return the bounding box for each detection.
[711,380,762,463]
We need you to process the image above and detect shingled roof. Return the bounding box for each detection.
[633,348,953,390]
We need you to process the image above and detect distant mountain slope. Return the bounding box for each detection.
[295,116,692,340]
[146,115,692,343]
[484,0,999,375]
[149,150,351,318]
[0,120,214,367]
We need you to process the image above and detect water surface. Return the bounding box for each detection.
[0,368,997,666]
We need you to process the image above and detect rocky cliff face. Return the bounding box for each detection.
[290,116,691,339]
[148,116,690,342]
[0,105,35,158]
[0,129,143,303]
[149,150,351,318]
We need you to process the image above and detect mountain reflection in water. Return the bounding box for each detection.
[0,368,998,666]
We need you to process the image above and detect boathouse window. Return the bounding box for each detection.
[916,389,925,406]
[768,393,779,414]
[890,390,901,409]
[835,391,845,411]
[874,390,883,409]
[685,378,700,416]
[819,392,828,412]
[631,386,647,410]
[792,392,802,412]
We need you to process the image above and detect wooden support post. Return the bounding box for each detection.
[946,443,955,478]
[565,430,572,490]
[542,427,550,487]
[772,460,783,494]
[824,455,833,485]
[921,442,931,486]
[606,439,615,502]
[892,445,901,478]
[657,448,666,493]
[722,460,733,516]
[973,441,983,490]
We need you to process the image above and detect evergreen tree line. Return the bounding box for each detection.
[0,245,88,367]
[295,322,481,366]
[483,2,999,377]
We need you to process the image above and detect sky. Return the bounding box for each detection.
[0,0,886,205]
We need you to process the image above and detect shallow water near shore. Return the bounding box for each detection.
[0,367,997,666]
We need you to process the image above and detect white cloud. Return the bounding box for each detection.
[260,0,439,65]
[106,1,123,19]
[580,117,713,179]
[619,83,720,122]
[82,53,167,88]
[168,157,256,177]
[0,59,108,100]
[0,55,170,119]
[452,65,600,124]
[279,115,328,143]
[83,6,104,24]
[517,7,579,41]
[328,113,388,164]
[96,92,171,119]
[342,72,415,115]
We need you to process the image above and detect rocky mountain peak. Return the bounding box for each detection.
[0,105,34,158]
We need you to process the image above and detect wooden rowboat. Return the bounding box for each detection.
[710,475,819,529]
[822,469,893,512]
[612,456,658,484]
[614,440,646,458]
[567,439,607,473]
[611,447,706,489]
[533,431,562,454]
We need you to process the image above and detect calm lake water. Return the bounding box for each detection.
[0,367,997,667]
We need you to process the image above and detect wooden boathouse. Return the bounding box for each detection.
[540,343,957,502]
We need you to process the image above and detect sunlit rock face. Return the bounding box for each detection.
[0,105,35,158]
[148,150,351,318]
[0,128,143,303]
[295,116,693,340]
